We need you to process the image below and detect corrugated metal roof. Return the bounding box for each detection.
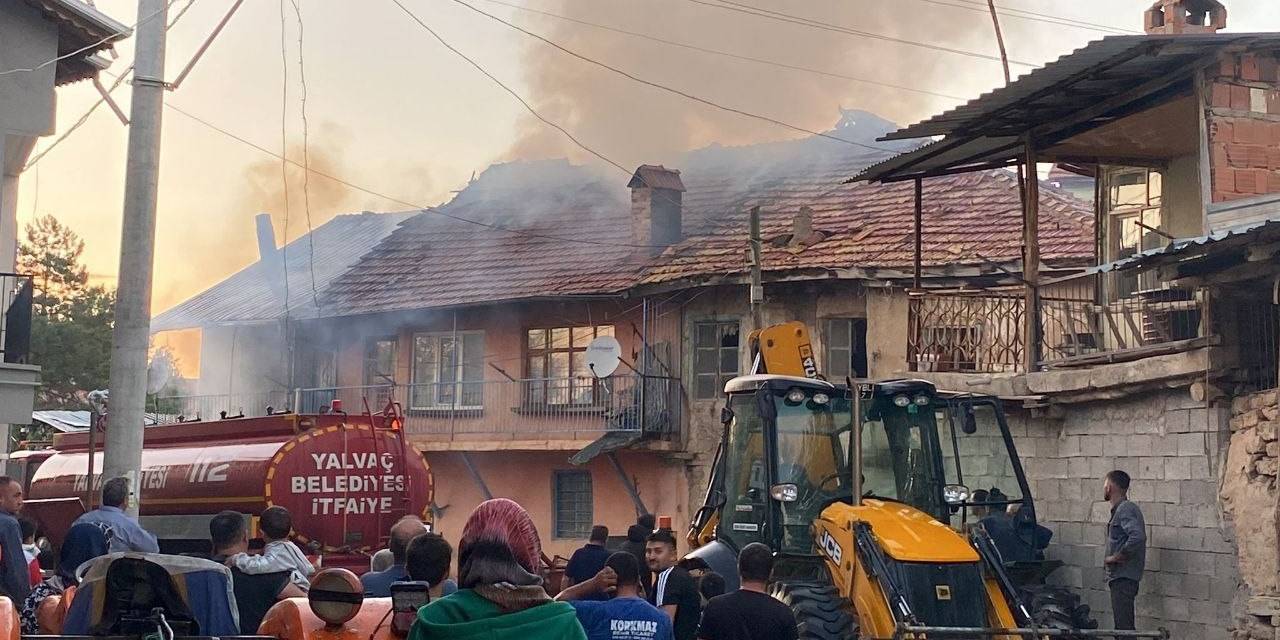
[151,212,414,331]
[855,33,1280,183]
[31,410,164,431]
[1073,217,1280,277]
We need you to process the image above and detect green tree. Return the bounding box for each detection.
[19,215,114,408]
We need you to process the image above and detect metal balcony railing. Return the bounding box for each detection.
[908,287,1212,373]
[153,375,682,440]
[297,375,680,439]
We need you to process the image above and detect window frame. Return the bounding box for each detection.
[363,337,398,387]
[822,317,869,379]
[692,319,741,400]
[552,470,593,539]
[1102,166,1164,300]
[524,325,615,407]
[409,330,485,411]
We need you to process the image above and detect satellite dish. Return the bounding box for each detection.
[585,336,623,378]
[147,356,174,395]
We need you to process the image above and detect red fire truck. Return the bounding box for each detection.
[9,409,433,572]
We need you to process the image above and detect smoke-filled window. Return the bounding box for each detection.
[363,338,398,409]
[410,332,484,409]
[693,320,740,399]
[526,325,614,406]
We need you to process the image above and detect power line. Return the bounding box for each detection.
[683,0,1037,68]
[278,0,293,319]
[0,3,160,77]
[439,0,899,154]
[23,0,201,171]
[165,104,687,249]
[920,0,1136,35]
[480,0,967,101]
[288,0,321,311]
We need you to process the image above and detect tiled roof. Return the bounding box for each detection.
[152,212,414,331]
[320,112,1094,316]
[320,161,640,317]
[629,165,685,192]
[640,167,1093,286]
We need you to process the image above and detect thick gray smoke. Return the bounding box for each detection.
[505,0,1014,165]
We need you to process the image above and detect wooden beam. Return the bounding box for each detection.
[1023,137,1042,372]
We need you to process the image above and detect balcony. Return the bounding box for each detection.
[908,286,1214,375]
[155,375,682,449]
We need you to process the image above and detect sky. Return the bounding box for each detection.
[15,0,1280,321]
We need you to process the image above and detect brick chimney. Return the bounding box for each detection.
[1144,0,1226,35]
[628,165,685,255]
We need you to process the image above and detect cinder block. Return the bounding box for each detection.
[1177,432,1207,456]
[1154,481,1181,503]
[1189,456,1212,480]
[1177,527,1206,551]
[1181,481,1219,505]
[1187,551,1217,576]
[1161,549,1188,574]
[1130,481,1156,501]
[1211,575,1242,603]
[1165,457,1192,480]
[1183,573,1211,600]
[1163,595,1192,621]
[1081,437,1105,457]
[1152,525,1180,549]
[1144,502,1167,526]
[1068,456,1092,479]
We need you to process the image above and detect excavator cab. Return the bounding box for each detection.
[686,322,1117,638]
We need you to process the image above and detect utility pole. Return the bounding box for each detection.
[748,206,763,332]
[105,0,169,514]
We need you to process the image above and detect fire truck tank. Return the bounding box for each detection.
[22,414,433,557]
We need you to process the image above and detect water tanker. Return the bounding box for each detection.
[14,412,433,569]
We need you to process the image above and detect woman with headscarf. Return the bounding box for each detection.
[409,498,586,640]
[21,522,109,633]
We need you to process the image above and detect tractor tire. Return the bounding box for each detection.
[1020,584,1098,633]
[770,580,858,640]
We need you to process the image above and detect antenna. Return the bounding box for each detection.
[585,336,623,378]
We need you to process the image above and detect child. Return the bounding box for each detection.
[19,518,40,586]
[228,506,313,591]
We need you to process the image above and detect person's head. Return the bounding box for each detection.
[58,522,109,583]
[589,525,608,545]
[101,476,130,510]
[699,572,726,601]
[19,518,36,544]
[0,477,23,514]
[636,513,656,531]
[406,532,452,589]
[626,523,648,543]
[370,548,394,573]
[970,489,989,518]
[605,551,641,595]
[457,498,543,589]
[737,542,774,585]
[644,528,678,572]
[389,516,427,565]
[259,506,293,541]
[1104,470,1131,501]
[210,510,249,555]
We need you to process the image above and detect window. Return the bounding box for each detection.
[823,318,868,379]
[1103,167,1164,299]
[411,332,484,409]
[553,470,592,539]
[363,338,397,386]
[693,321,740,399]
[526,325,614,405]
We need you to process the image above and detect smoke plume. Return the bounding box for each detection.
[505,0,1009,165]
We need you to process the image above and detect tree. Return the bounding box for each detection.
[20,215,114,408]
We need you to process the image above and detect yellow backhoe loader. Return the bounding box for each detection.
[685,322,1165,640]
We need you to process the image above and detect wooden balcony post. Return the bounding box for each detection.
[1022,137,1042,371]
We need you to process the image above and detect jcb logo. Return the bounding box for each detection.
[818,530,843,564]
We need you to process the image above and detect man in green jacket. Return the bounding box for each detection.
[409,498,586,640]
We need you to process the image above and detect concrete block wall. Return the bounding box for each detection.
[1010,388,1241,639]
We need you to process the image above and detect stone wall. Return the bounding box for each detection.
[1010,388,1240,639]
[1223,390,1280,640]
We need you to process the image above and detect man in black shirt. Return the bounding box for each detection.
[208,511,304,634]
[698,543,797,640]
[564,525,611,600]
[645,529,700,640]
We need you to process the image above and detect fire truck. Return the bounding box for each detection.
[9,406,433,571]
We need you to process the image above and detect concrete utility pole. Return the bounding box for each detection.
[748,206,763,332]
[105,0,169,514]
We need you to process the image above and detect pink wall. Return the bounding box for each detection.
[424,450,691,561]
